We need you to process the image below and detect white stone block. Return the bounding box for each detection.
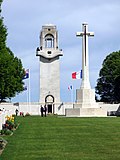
[65,108,107,117]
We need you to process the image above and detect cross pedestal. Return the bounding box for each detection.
[75,88,97,108]
[65,23,107,117]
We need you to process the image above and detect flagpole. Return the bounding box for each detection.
[28,69,31,114]
[72,84,74,103]
[26,84,29,112]
[23,69,30,114]
[70,85,72,103]
[69,85,73,103]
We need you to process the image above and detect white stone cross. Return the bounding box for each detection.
[76,23,94,89]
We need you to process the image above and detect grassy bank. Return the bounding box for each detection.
[0,116,120,160]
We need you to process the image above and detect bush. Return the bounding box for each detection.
[1,119,18,136]
[6,120,14,130]
[4,129,12,135]
[1,129,12,135]
[0,143,4,150]
[1,130,5,135]
[1,116,18,136]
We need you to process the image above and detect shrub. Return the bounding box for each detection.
[4,129,12,135]
[1,130,5,135]
[0,143,4,150]
[0,129,12,135]
[6,120,14,130]
[1,116,18,136]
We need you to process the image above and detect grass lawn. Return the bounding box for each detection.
[0,116,120,160]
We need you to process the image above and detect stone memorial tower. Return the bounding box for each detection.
[36,24,63,113]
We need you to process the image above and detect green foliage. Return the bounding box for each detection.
[1,116,18,136]
[0,47,25,101]
[114,75,120,102]
[96,51,120,103]
[0,0,25,101]
[0,0,7,49]
[0,0,3,7]
[0,18,7,49]
[6,120,14,130]
[0,142,4,150]
[0,129,4,135]
[1,129,12,135]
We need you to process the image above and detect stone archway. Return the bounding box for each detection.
[45,95,54,113]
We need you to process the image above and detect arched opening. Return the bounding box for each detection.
[45,95,54,113]
[44,34,54,48]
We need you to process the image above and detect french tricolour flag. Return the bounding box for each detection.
[68,85,73,90]
[72,70,82,79]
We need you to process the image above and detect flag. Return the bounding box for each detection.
[72,70,82,79]
[80,70,82,78]
[23,69,29,80]
[68,85,72,90]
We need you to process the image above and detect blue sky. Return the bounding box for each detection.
[1,0,120,102]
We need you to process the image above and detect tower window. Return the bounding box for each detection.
[45,34,54,48]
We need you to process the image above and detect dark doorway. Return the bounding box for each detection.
[48,104,52,113]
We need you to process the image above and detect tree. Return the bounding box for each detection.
[0,1,7,50]
[0,0,25,102]
[114,75,120,103]
[95,51,120,103]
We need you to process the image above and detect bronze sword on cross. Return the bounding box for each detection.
[76,23,94,67]
[76,23,94,89]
